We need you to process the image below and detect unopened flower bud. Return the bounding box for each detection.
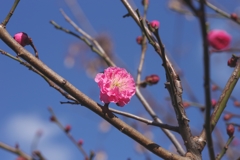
[149,20,160,32]
[183,102,190,108]
[78,139,84,146]
[16,157,27,160]
[211,85,218,91]
[223,114,233,121]
[65,125,71,133]
[231,13,238,21]
[234,101,240,107]
[136,36,143,45]
[13,32,31,47]
[142,0,149,6]
[50,116,56,122]
[211,99,217,107]
[228,55,239,68]
[227,124,235,137]
[145,74,160,85]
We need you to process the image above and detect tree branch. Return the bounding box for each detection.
[0,24,188,160]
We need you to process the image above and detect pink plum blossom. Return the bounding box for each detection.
[95,67,136,107]
[208,30,231,50]
[13,32,31,47]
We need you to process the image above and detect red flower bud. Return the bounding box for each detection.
[234,101,240,107]
[149,20,160,31]
[211,99,217,107]
[136,36,143,45]
[227,124,235,137]
[231,13,238,21]
[223,114,233,121]
[211,85,218,91]
[78,139,84,146]
[50,116,56,122]
[183,102,190,108]
[16,157,27,160]
[227,56,238,68]
[142,0,149,6]
[65,125,71,133]
[145,74,160,85]
[13,32,31,47]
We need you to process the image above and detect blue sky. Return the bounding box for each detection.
[1,0,240,160]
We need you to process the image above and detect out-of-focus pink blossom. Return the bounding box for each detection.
[65,125,71,133]
[231,13,238,20]
[211,99,217,107]
[149,20,160,30]
[208,30,231,50]
[234,101,240,107]
[13,32,31,47]
[95,67,136,107]
[136,36,143,45]
[227,124,235,137]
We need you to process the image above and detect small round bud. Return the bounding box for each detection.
[227,124,235,137]
[136,36,143,45]
[65,125,71,133]
[234,101,240,107]
[211,85,218,91]
[145,74,160,85]
[149,20,160,30]
[183,102,190,108]
[231,13,238,20]
[211,99,217,107]
[16,157,27,160]
[13,32,31,47]
[50,116,56,122]
[223,114,233,121]
[142,0,149,6]
[227,55,239,68]
[78,139,84,146]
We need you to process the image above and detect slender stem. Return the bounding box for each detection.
[196,0,240,24]
[1,0,20,27]
[215,136,234,160]
[136,36,147,84]
[59,9,115,67]
[0,49,77,103]
[198,0,215,158]
[48,107,89,160]
[109,108,179,133]
[0,142,31,160]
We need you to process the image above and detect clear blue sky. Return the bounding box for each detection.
[1,0,240,160]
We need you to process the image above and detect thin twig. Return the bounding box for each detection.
[195,0,240,24]
[48,107,89,160]
[215,136,234,160]
[199,0,215,158]
[0,49,78,103]
[109,108,179,133]
[0,142,32,160]
[59,9,115,67]
[1,0,20,27]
